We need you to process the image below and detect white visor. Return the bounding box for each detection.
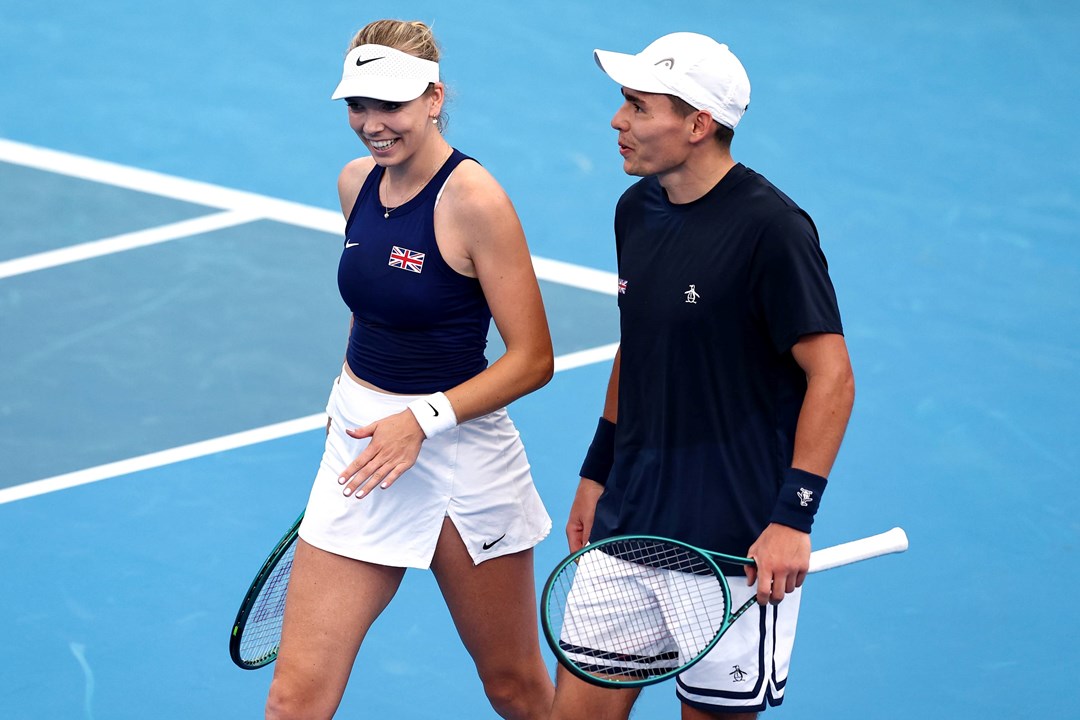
[331,44,439,102]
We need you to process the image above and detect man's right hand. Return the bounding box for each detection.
[565,478,604,552]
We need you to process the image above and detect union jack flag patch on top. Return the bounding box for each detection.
[618,278,628,294]
[388,246,425,273]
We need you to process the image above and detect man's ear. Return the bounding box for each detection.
[688,111,717,145]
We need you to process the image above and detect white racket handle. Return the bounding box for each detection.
[808,527,909,573]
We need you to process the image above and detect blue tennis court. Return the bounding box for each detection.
[2,2,1078,718]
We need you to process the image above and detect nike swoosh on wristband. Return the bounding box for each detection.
[426,402,439,417]
[356,56,385,67]
[482,534,507,550]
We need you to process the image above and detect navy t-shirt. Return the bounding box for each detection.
[590,163,844,564]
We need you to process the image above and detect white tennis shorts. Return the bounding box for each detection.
[299,369,551,569]
[560,548,801,713]
[676,578,801,713]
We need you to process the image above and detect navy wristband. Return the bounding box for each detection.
[578,417,616,486]
[769,467,828,533]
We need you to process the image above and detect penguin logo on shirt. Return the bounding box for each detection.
[683,284,700,304]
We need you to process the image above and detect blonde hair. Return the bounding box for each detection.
[347,19,446,130]
[349,19,440,62]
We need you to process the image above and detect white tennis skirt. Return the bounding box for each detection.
[299,368,551,569]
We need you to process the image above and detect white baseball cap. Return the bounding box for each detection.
[594,32,751,129]
[331,44,439,102]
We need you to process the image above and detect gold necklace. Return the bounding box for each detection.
[382,147,451,219]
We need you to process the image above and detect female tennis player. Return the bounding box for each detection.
[264,19,555,720]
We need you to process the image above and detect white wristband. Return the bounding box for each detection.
[407,392,458,439]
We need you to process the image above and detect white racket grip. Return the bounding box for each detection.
[808,527,909,573]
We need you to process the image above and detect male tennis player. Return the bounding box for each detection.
[551,32,855,719]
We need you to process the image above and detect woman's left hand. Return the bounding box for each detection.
[337,410,426,498]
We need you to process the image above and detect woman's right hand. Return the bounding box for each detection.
[337,409,426,499]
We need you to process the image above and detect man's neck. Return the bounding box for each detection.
[658,150,736,205]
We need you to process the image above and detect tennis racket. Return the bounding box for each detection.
[229,512,303,670]
[542,526,908,688]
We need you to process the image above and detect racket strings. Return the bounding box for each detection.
[549,539,729,682]
[238,540,296,665]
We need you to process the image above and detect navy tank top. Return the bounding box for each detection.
[337,148,491,393]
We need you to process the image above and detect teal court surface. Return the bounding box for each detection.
[2,2,1079,718]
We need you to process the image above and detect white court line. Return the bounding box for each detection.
[0,138,619,292]
[0,138,343,234]
[0,210,261,279]
[0,415,326,506]
[0,138,620,504]
[553,342,619,372]
[532,256,618,295]
[0,345,620,506]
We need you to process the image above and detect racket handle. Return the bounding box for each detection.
[808,527,908,573]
